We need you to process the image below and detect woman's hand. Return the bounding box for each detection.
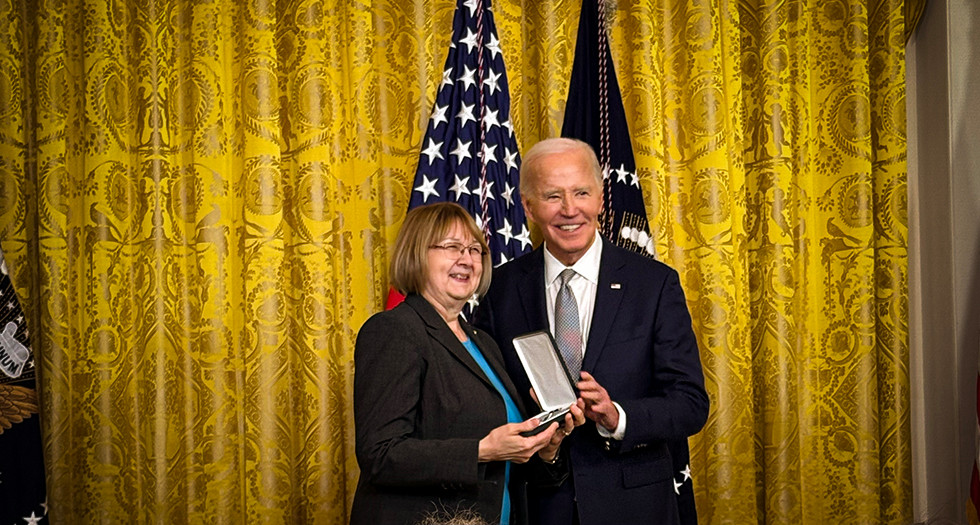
[536,398,586,463]
[478,419,556,463]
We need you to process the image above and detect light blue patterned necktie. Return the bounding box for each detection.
[554,268,583,377]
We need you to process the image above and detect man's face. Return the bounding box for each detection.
[522,148,603,266]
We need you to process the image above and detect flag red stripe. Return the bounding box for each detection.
[385,288,406,311]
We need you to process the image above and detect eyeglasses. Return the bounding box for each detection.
[429,242,485,259]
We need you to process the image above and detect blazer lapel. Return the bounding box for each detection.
[472,327,528,415]
[583,238,626,372]
[404,295,493,390]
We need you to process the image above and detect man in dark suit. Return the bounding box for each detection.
[475,138,709,525]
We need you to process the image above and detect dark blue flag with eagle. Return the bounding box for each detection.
[0,248,48,524]
[561,1,698,523]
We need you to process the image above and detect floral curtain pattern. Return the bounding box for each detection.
[0,0,909,523]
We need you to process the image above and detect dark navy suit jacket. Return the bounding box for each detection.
[475,237,709,525]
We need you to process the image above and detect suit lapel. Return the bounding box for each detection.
[517,248,549,333]
[583,239,626,372]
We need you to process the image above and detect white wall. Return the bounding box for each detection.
[908,1,980,523]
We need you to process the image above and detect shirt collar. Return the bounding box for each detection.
[543,234,602,286]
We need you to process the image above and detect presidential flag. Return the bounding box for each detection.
[0,248,48,524]
[387,0,530,311]
[561,0,654,258]
[560,1,697,523]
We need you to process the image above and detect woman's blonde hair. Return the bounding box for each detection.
[390,202,492,297]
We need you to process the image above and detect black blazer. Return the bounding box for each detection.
[475,238,709,525]
[351,294,533,525]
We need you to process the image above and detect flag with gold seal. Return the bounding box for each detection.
[0,248,47,524]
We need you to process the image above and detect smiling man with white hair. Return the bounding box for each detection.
[475,137,709,525]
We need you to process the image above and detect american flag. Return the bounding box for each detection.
[560,1,696,523]
[408,0,530,267]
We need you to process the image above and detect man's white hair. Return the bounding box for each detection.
[519,137,602,198]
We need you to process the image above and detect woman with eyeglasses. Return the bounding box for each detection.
[351,202,584,525]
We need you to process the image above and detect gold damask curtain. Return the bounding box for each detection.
[0,0,909,523]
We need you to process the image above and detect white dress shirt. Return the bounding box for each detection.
[543,235,626,440]
[544,236,601,352]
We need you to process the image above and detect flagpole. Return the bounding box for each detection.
[475,0,490,242]
[598,0,610,220]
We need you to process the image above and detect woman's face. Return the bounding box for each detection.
[422,221,484,315]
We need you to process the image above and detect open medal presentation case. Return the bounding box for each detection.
[512,330,579,436]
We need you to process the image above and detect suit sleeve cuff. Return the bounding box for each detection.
[596,401,627,440]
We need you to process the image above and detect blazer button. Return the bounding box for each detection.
[604,440,611,451]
